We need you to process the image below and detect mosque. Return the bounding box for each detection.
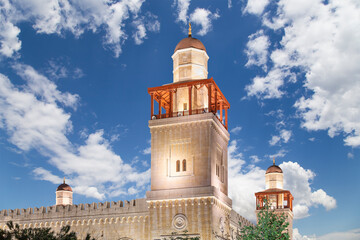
[0,25,293,239]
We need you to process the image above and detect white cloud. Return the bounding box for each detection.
[269,129,292,146]
[245,30,270,71]
[245,0,360,147]
[228,140,265,222]
[280,161,336,219]
[174,0,190,24]
[244,0,270,15]
[269,135,281,146]
[0,0,159,58]
[190,8,219,36]
[0,65,150,200]
[267,149,287,159]
[318,228,360,240]
[142,147,151,155]
[347,152,354,159]
[230,126,242,134]
[294,227,360,240]
[228,0,232,9]
[293,228,316,240]
[33,167,63,184]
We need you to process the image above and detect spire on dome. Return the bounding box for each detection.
[188,22,192,37]
[63,177,65,184]
[273,157,275,165]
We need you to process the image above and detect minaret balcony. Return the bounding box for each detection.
[148,78,230,130]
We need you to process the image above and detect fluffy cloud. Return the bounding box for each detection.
[244,0,360,147]
[0,64,150,200]
[228,140,336,221]
[245,30,270,71]
[0,0,159,58]
[228,140,265,221]
[280,161,336,219]
[269,129,292,146]
[244,0,270,15]
[190,8,219,36]
[173,1,219,36]
[174,0,191,23]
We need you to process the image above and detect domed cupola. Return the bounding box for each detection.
[56,177,73,206]
[172,23,209,83]
[265,158,284,189]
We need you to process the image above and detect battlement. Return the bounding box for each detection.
[0,198,147,223]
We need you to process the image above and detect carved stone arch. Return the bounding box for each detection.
[98,218,104,224]
[115,217,120,223]
[34,223,38,228]
[133,216,138,223]
[82,219,86,225]
[66,220,70,225]
[104,218,109,224]
[144,216,149,222]
[60,221,65,227]
[127,216,132,223]
[71,220,75,226]
[139,216,143,222]
[28,223,33,228]
[87,219,92,225]
[50,222,54,227]
[77,220,81,226]
[121,217,126,223]
[39,222,43,227]
[44,222,49,227]
[92,219,97,225]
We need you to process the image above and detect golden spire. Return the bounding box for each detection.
[188,22,192,37]
[273,157,275,165]
[63,177,65,184]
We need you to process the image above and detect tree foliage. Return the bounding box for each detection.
[238,198,290,240]
[0,221,95,240]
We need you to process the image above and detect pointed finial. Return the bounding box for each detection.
[188,22,192,37]
[273,157,275,165]
[63,177,65,184]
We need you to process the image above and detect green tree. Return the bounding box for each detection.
[238,198,290,240]
[0,221,95,240]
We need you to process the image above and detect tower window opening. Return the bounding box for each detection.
[176,160,180,172]
[182,159,187,171]
[183,103,188,111]
[216,164,219,177]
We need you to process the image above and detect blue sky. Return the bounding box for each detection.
[0,0,359,239]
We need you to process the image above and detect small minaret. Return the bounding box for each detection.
[255,159,294,239]
[56,177,73,206]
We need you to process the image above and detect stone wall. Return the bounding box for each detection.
[0,198,149,240]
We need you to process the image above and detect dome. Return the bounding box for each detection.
[174,36,206,53]
[56,178,72,192]
[266,164,283,174]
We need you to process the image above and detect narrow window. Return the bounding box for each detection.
[182,159,187,171]
[183,103,188,111]
[176,160,180,172]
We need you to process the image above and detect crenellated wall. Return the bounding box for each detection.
[0,199,149,240]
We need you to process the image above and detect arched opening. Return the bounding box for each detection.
[182,159,186,171]
[176,160,180,172]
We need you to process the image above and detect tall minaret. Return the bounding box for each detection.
[255,159,294,239]
[56,177,73,206]
[146,26,231,239]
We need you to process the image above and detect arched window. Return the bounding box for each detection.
[176,160,180,172]
[182,159,187,171]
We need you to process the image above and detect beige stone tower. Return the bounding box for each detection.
[255,159,294,239]
[55,178,73,206]
[146,25,233,239]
